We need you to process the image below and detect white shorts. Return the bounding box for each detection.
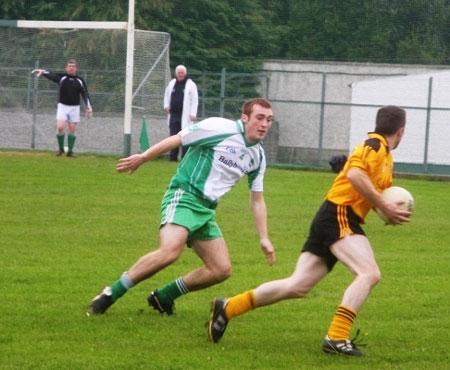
[56,103,80,123]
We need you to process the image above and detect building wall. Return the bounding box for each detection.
[262,59,450,165]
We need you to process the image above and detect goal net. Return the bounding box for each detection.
[0,20,171,154]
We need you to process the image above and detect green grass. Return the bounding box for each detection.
[1,151,450,369]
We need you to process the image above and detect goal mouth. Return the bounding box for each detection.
[0,19,171,155]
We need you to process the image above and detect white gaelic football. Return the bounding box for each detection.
[375,186,414,223]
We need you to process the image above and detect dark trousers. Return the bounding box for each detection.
[169,114,187,160]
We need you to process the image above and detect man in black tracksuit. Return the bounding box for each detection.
[33,60,93,157]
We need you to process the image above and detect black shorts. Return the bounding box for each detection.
[302,200,365,271]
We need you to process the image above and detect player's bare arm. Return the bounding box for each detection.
[347,168,411,224]
[250,191,276,265]
[116,134,182,174]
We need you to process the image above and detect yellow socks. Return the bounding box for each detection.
[327,305,357,340]
[224,290,258,319]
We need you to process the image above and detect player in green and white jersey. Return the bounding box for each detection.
[88,98,276,316]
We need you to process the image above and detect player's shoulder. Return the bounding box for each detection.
[197,117,238,131]
[363,133,389,153]
[364,137,382,151]
[200,117,235,125]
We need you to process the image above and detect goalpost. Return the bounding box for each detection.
[0,12,170,155]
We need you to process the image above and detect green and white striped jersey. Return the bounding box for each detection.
[168,117,267,204]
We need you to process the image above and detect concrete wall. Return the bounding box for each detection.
[263,59,450,165]
[0,111,280,163]
[0,111,169,156]
[350,71,450,166]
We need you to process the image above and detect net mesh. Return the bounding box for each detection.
[0,26,170,154]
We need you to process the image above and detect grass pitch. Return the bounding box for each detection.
[1,151,449,369]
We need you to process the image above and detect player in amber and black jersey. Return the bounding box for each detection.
[32,60,92,157]
[208,106,412,358]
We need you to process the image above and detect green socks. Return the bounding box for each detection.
[68,134,76,152]
[56,134,75,152]
[156,277,189,303]
[109,275,189,304]
[57,134,65,150]
[111,280,127,302]
[111,272,135,302]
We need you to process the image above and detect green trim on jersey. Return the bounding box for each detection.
[170,133,235,202]
[173,117,267,203]
[247,149,264,189]
[236,119,261,148]
[185,132,235,149]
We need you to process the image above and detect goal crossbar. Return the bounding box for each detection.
[0,19,127,30]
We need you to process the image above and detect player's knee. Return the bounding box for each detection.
[167,250,183,264]
[157,246,183,266]
[287,281,309,298]
[292,288,308,298]
[271,276,309,299]
[363,268,381,287]
[372,269,382,286]
[211,264,232,283]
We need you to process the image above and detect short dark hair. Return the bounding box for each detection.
[375,105,406,135]
[66,59,78,67]
[241,98,272,117]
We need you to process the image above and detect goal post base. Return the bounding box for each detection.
[123,134,132,157]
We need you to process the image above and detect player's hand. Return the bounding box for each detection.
[164,107,170,114]
[190,115,197,121]
[380,200,412,225]
[31,69,45,77]
[86,107,93,118]
[116,154,145,175]
[260,238,276,266]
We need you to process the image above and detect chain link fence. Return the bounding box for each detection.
[2,60,450,176]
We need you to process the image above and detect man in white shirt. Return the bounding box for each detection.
[164,65,199,161]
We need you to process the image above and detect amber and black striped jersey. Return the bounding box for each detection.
[326,132,393,222]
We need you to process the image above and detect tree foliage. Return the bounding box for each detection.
[2,0,450,72]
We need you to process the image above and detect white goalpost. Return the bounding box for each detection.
[124,0,135,156]
[0,10,171,156]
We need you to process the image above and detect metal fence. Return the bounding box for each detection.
[0,66,270,155]
[263,64,450,176]
[190,68,270,119]
[2,63,450,176]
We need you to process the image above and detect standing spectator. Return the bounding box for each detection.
[164,65,198,161]
[32,60,92,157]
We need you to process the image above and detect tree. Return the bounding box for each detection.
[2,0,450,69]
